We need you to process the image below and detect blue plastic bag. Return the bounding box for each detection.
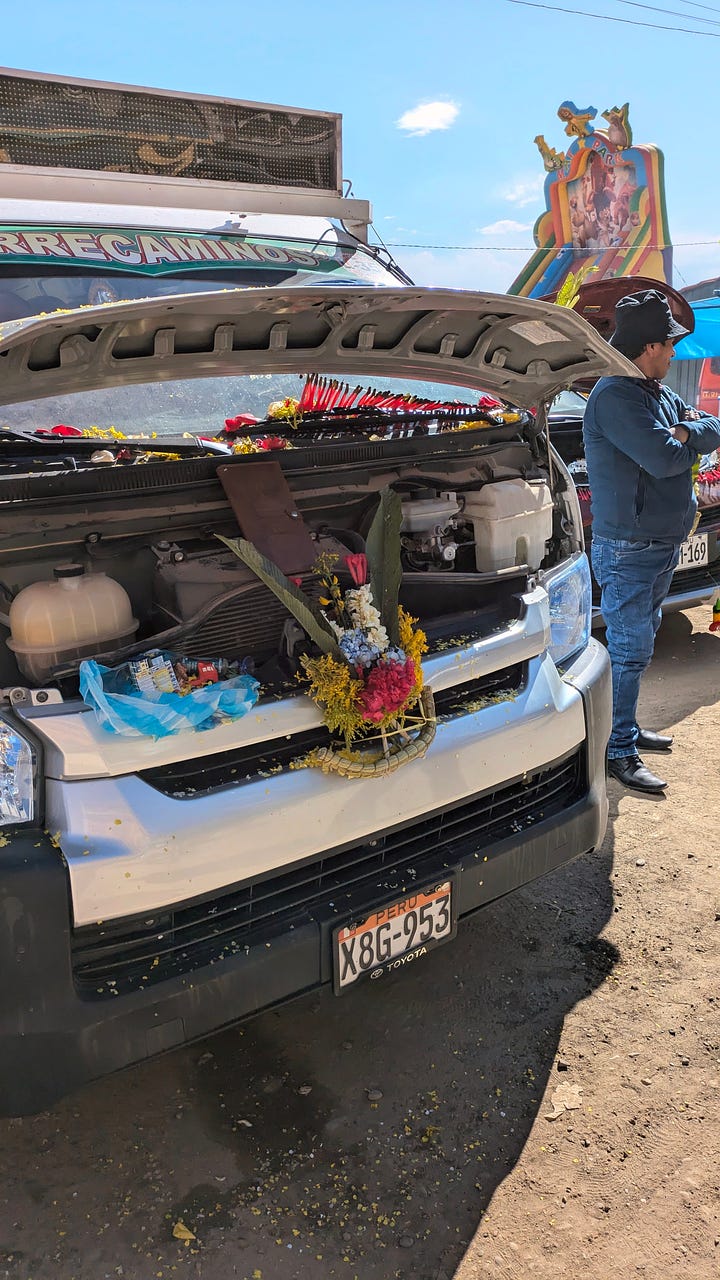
[79,658,260,738]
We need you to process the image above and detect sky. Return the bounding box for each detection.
[3,0,720,295]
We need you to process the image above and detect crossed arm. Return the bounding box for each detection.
[593,384,720,478]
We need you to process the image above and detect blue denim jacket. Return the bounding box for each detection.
[583,376,720,544]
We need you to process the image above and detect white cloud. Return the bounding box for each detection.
[396,101,459,137]
[390,247,519,294]
[478,219,532,236]
[500,174,545,208]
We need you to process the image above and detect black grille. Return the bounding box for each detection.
[669,560,720,593]
[697,507,720,534]
[138,664,526,796]
[72,745,584,998]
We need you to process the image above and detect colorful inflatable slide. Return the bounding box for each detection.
[508,101,672,298]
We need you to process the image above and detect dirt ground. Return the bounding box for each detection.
[0,603,718,1280]
[457,600,720,1280]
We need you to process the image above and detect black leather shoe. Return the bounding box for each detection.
[608,754,667,793]
[636,728,673,753]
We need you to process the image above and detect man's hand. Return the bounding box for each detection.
[670,423,691,444]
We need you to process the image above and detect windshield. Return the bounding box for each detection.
[0,225,402,321]
[549,389,587,419]
[0,373,520,439]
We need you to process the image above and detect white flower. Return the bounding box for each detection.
[366,624,389,651]
[346,584,383,631]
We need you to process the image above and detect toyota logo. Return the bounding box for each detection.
[370,968,384,980]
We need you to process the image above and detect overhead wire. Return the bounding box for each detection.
[615,0,720,24]
[506,0,720,35]
[381,241,720,251]
[671,0,720,13]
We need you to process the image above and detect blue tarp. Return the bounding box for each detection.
[675,298,720,360]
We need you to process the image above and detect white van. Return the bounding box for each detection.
[0,70,633,1114]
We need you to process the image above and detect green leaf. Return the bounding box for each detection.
[216,534,342,659]
[365,488,402,646]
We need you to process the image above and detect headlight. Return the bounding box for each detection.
[543,552,592,668]
[0,713,36,825]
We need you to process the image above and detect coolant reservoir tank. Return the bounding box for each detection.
[463,479,553,573]
[7,563,138,683]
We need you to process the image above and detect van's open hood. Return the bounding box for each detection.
[0,285,638,412]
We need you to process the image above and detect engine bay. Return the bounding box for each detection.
[0,412,575,695]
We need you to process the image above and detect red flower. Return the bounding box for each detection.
[257,436,288,450]
[344,553,368,586]
[224,413,260,432]
[359,658,415,723]
[50,424,82,436]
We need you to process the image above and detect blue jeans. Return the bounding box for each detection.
[591,535,680,759]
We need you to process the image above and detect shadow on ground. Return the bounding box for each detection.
[598,606,720,723]
[0,835,618,1280]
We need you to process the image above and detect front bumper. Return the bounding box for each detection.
[0,639,610,1116]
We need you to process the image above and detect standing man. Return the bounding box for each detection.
[583,288,720,793]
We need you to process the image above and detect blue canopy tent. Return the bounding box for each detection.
[675,299,720,360]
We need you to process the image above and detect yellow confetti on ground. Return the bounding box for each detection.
[171,1221,195,1243]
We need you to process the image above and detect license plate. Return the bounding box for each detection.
[333,880,455,993]
[676,533,709,572]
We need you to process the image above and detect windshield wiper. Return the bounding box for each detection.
[0,430,229,457]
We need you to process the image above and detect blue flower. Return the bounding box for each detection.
[339,628,381,668]
[384,647,407,665]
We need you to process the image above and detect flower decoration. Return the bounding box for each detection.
[345,553,369,586]
[217,489,434,777]
[231,435,294,455]
[222,381,528,447]
[34,424,132,440]
[224,413,260,433]
[697,455,720,508]
[267,397,302,429]
[449,410,522,430]
[223,397,302,450]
